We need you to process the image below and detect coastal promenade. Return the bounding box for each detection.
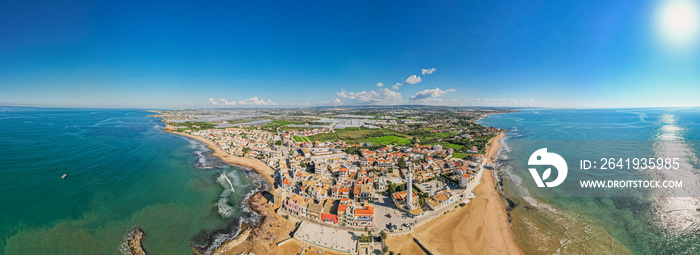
[276,132,514,255]
[387,132,523,255]
[164,124,512,255]
[380,154,487,236]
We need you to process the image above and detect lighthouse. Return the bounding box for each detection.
[406,171,413,210]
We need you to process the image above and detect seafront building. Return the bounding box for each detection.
[182,126,484,230]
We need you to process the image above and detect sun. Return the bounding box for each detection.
[655,0,700,50]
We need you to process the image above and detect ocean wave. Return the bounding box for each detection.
[117,226,139,255]
[188,139,272,253]
[195,184,264,254]
[501,163,560,215]
[192,146,227,169]
[216,197,235,218]
[192,219,243,255]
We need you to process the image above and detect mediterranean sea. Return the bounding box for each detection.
[0,107,263,254]
[479,108,700,254]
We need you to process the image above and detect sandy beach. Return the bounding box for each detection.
[168,131,276,187]
[388,132,522,255]
[170,128,521,255]
[166,131,303,254]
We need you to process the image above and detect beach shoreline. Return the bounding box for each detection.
[162,119,520,254]
[163,130,301,254]
[387,131,522,254]
[166,130,276,187]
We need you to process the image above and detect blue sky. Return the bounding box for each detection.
[1,0,700,108]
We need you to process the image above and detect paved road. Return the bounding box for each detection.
[373,193,416,232]
[373,161,488,233]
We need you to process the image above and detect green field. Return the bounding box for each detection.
[279,126,311,131]
[367,135,411,145]
[307,128,412,144]
[263,120,297,128]
[452,152,470,159]
[304,132,338,141]
[293,136,311,142]
[174,121,216,131]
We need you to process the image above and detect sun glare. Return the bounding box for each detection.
[655,0,700,50]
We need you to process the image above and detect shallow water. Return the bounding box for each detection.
[0,107,259,254]
[479,108,700,254]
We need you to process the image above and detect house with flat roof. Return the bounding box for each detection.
[307,200,323,221]
[460,172,475,188]
[321,199,339,224]
[284,194,308,217]
[360,184,374,202]
[391,190,419,210]
[426,190,457,211]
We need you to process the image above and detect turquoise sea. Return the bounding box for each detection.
[479,108,700,254]
[0,107,265,254]
[2,107,697,254]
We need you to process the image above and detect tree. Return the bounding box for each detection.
[382,245,389,254]
[380,230,387,240]
[359,234,372,243]
[397,157,407,169]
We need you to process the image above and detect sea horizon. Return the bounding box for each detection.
[0,107,266,254]
[1,106,698,254]
[479,108,700,254]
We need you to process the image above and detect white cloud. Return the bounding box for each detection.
[409,87,455,102]
[322,98,343,105]
[238,97,278,106]
[336,88,402,104]
[421,68,437,75]
[208,97,277,106]
[376,82,384,87]
[209,98,236,105]
[391,84,401,90]
[220,99,236,105]
[405,75,422,84]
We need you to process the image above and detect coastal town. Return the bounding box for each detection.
[153,106,510,255]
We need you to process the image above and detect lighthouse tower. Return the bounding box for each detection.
[406,171,414,210]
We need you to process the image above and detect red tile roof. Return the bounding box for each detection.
[355,206,374,215]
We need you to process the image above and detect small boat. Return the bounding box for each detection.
[61,174,67,179]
